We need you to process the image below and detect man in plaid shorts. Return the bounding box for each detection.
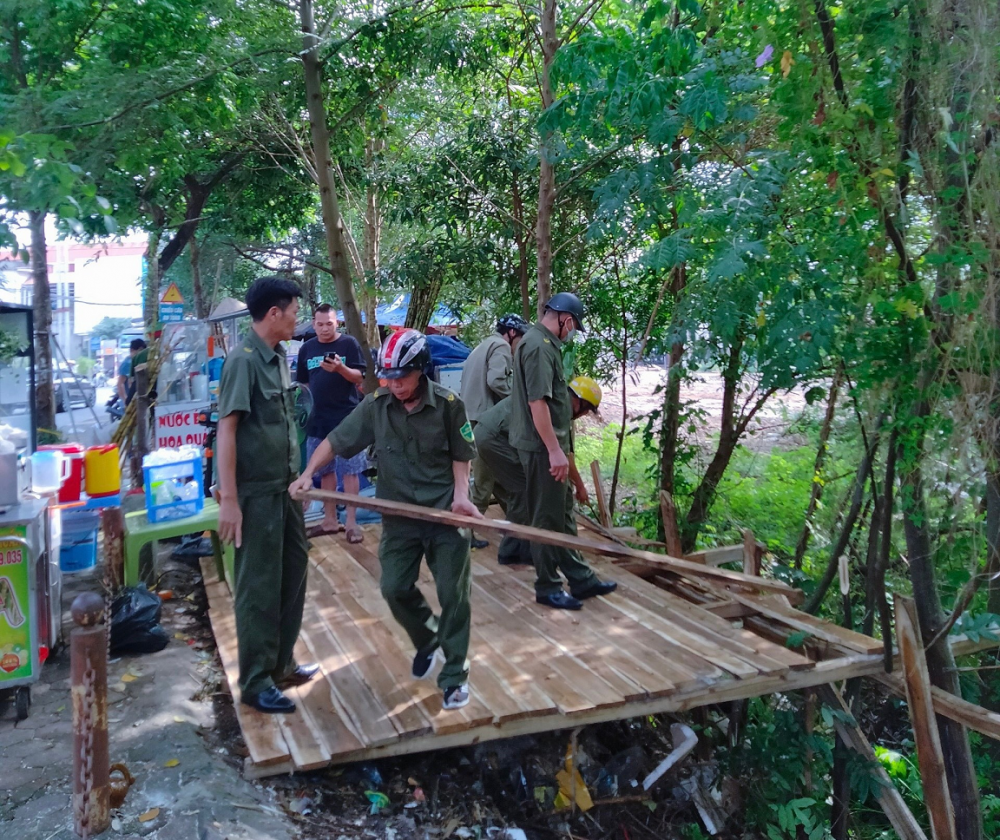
[295,303,368,543]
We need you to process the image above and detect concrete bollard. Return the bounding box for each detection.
[71,592,109,838]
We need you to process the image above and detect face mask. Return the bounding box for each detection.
[564,328,578,344]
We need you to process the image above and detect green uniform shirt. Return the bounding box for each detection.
[218,328,299,496]
[475,394,512,441]
[509,322,572,454]
[327,377,477,511]
[476,394,574,454]
[459,334,512,421]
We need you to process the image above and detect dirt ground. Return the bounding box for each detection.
[590,365,808,448]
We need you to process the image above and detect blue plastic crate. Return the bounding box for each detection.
[143,456,204,522]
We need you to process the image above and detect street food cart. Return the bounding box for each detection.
[0,304,61,720]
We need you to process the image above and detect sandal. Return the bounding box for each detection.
[345,526,364,545]
[307,522,345,538]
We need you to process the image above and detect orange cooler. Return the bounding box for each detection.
[84,444,121,497]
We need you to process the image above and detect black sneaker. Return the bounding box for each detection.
[571,579,618,600]
[443,684,470,710]
[411,646,441,680]
[471,534,490,549]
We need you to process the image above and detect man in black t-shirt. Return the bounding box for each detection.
[295,304,367,541]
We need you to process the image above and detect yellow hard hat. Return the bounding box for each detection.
[569,375,602,411]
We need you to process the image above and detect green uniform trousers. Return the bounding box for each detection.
[475,429,532,562]
[470,454,496,514]
[379,519,471,688]
[233,491,310,698]
[469,421,496,514]
[518,450,598,596]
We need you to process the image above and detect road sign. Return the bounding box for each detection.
[159,302,184,323]
[89,335,101,355]
[160,283,185,304]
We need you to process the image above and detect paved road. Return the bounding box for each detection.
[54,386,116,445]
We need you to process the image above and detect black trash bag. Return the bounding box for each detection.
[109,586,170,655]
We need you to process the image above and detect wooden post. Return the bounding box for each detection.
[896,597,958,840]
[71,593,110,838]
[590,460,611,529]
[742,528,763,577]
[659,490,684,558]
[101,508,125,595]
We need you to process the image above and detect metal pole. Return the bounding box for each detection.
[71,592,110,838]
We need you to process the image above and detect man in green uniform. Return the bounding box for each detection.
[509,292,618,609]
[460,314,528,548]
[217,276,318,715]
[290,328,480,711]
[475,377,603,566]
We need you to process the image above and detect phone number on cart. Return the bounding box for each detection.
[0,549,24,566]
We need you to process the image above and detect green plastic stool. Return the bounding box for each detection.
[123,497,234,587]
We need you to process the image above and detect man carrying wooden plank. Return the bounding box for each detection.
[290,328,481,711]
[475,376,603,566]
[460,313,529,549]
[217,276,319,715]
[509,292,618,610]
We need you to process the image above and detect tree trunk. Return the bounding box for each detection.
[534,0,558,316]
[680,337,742,552]
[28,211,55,434]
[190,233,208,320]
[142,227,162,327]
[898,433,981,840]
[793,370,841,568]
[803,416,885,615]
[156,165,240,279]
[657,263,687,543]
[299,0,377,391]
[512,176,532,319]
[405,276,443,334]
[362,137,383,348]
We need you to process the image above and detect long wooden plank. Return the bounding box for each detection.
[299,597,401,748]
[238,637,1000,777]
[469,586,618,714]
[583,573,761,679]
[469,625,561,720]
[896,597,957,840]
[286,635,365,762]
[875,672,1000,743]
[299,488,799,597]
[309,573,435,739]
[481,555,722,688]
[726,591,884,656]
[599,564,813,672]
[331,540,600,723]
[311,551,497,734]
[818,685,929,840]
[274,639,335,771]
[333,590,496,736]
[203,604,290,767]
[488,571,699,699]
[482,573,673,700]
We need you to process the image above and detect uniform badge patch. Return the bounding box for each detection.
[460,421,474,443]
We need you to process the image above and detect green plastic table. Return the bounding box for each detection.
[123,497,234,587]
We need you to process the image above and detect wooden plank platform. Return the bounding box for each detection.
[201,522,889,778]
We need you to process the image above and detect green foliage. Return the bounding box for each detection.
[91,317,134,340]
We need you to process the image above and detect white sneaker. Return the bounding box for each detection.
[442,684,470,710]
